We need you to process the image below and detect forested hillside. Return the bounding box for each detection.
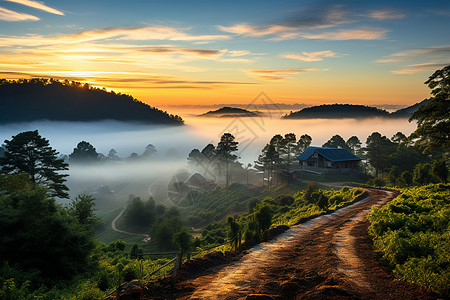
[0,79,183,125]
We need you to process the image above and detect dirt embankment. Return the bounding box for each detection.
[143,189,440,300]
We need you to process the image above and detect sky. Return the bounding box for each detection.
[0,0,449,106]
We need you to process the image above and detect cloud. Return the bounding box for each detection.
[246,67,322,80]
[282,50,337,62]
[376,46,450,63]
[366,9,405,20]
[0,70,258,89]
[227,50,250,57]
[217,24,295,37]
[300,27,388,40]
[391,62,450,74]
[0,26,231,47]
[5,0,64,15]
[0,7,39,21]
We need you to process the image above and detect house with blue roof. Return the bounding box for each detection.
[296,146,362,174]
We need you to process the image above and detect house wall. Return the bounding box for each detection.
[298,154,360,174]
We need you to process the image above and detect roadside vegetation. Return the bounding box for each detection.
[367,184,449,296]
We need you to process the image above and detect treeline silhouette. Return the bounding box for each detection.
[283,102,429,119]
[0,78,183,125]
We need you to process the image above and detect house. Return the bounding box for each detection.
[296,146,361,174]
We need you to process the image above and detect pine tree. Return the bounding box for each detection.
[0,130,69,198]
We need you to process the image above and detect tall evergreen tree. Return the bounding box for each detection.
[365,132,396,177]
[297,134,312,154]
[282,133,297,171]
[0,130,69,198]
[216,133,238,187]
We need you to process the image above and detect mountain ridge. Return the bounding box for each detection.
[0,78,183,125]
[282,100,430,119]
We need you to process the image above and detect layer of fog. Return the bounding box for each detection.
[0,115,417,214]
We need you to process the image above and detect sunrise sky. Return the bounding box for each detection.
[1,0,449,106]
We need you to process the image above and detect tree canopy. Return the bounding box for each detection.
[409,65,450,153]
[0,130,69,198]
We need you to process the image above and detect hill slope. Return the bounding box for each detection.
[283,104,390,119]
[283,100,430,119]
[390,98,432,118]
[0,79,183,125]
[200,106,262,118]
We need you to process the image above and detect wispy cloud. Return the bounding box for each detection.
[391,62,450,74]
[0,26,230,47]
[0,70,257,90]
[246,67,322,80]
[217,24,295,37]
[376,46,450,63]
[300,27,388,40]
[5,0,64,15]
[0,7,39,21]
[376,45,450,74]
[227,50,250,57]
[365,9,405,20]
[282,50,337,62]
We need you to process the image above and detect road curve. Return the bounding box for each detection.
[111,209,151,242]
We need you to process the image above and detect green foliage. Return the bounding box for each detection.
[302,182,318,203]
[432,159,448,183]
[367,184,450,295]
[69,141,99,162]
[409,65,450,153]
[68,194,102,232]
[172,229,193,252]
[123,197,156,229]
[151,216,182,250]
[413,163,434,185]
[0,178,95,285]
[0,130,69,198]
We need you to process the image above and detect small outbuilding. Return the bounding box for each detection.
[296,146,361,174]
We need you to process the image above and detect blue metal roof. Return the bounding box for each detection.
[296,146,362,162]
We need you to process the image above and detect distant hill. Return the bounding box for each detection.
[282,101,430,119]
[0,79,183,125]
[200,106,262,118]
[390,98,432,118]
[282,104,390,119]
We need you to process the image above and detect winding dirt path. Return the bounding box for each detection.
[161,189,437,300]
[111,209,151,242]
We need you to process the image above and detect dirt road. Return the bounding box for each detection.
[157,189,437,299]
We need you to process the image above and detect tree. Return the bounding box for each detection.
[172,229,193,252]
[297,134,312,154]
[391,132,407,144]
[413,163,433,185]
[107,148,119,160]
[187,149,203,166]
[142,144,157,159]
[346,136,362,155]
[0,130,69,198]
[409,65,450,153]
[216,133,238,187]
[282,133,297,171]
[432,159,448,183]
[0,175,95,283]
[69,141,99,162]
[68,194,101,232]
[365,132,396,177]
[255,144,279,188]
[323,134,350,151]
[227,216,241,249]
[255,204,273,240]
